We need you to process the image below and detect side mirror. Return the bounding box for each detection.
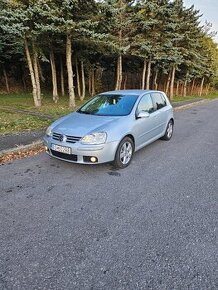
[136,111,150,119]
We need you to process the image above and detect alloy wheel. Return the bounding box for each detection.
[120,141,133,165]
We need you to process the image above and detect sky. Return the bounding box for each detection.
[183,0,218,43]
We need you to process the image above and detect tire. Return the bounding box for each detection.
[113,137,134,169]
[161,119,174,141]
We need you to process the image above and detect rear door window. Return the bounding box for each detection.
[151,93,167,111]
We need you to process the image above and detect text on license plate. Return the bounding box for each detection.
[52,144,71,154]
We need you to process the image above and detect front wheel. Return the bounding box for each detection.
[161,120,174,141]
[113,137,134,169]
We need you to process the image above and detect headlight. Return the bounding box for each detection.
[81,132,107,145]
[46,126,52,137]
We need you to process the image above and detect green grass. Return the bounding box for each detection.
[172,91,218,102]
[0,91,217,135]
[172,95,199,102]
[0,93,87,134]
[0,93,87,117]
[203,91,218,100]
[0,110,51,134]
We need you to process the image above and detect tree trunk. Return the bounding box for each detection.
[50,49,59,103]
[38,60,45,83]
[66,33,75,108]
[115,54,122,90]
[180,82,183,96]
[22,74,27,91]
[60,56,65,97]
[75,58,81,98]
[169,65,176,100]
[146,60,151,90]
[183,71,189,97]
[123,73,127,89]
[205,83,210,95]
[24,38,40,107]
[176,81,179,96]
[165,70,171,94]
[32,42,41,104]
[199,77,204,97]
[183,81,187,97]
[115,57,119,90]
[141,59,147,89]
[3,68,10,93]
[81,61,86,101]
[190,78,195,95]
[91,68,95,96]
[88,65,92,95]
[158,73,163,91]
[116,17,123,90]
[153,69,158,90]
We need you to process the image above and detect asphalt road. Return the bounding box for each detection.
[0,100,218,290]
[0,130,44,151]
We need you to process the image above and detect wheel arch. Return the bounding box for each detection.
[125,134,135,144]
[170,118,174,125]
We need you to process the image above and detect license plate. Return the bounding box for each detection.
[52,144,71,154]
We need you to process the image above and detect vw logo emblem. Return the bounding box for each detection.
[59,134,64,142]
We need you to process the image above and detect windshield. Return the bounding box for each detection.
[77,94,139,116]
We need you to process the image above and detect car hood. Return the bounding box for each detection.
[51,112,121,137]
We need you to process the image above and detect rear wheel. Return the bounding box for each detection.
[113,137,134,169]
[161,120,174,141]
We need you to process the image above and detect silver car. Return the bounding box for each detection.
[44,90,174,168]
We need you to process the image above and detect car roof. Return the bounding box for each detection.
[99,90,165,96]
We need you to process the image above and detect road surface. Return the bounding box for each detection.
[0,100,218,290]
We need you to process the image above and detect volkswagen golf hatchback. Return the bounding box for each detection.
[44,90,174,168]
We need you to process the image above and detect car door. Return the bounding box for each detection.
[151,92,169,135]
[133,93,159,149]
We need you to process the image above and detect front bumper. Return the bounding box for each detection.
[43,136,119,164]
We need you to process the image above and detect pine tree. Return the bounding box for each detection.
[0,1,42,106]
[101,0,134,90]
[40,0,99,107]
[131,0,169,90]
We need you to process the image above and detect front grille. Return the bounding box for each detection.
[52,132,81,144]
[51,149,78,161]
[66,135,81,143]
[52,132,62,141]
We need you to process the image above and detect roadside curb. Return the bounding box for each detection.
[173,99,209,111]
[0,140,44,158]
